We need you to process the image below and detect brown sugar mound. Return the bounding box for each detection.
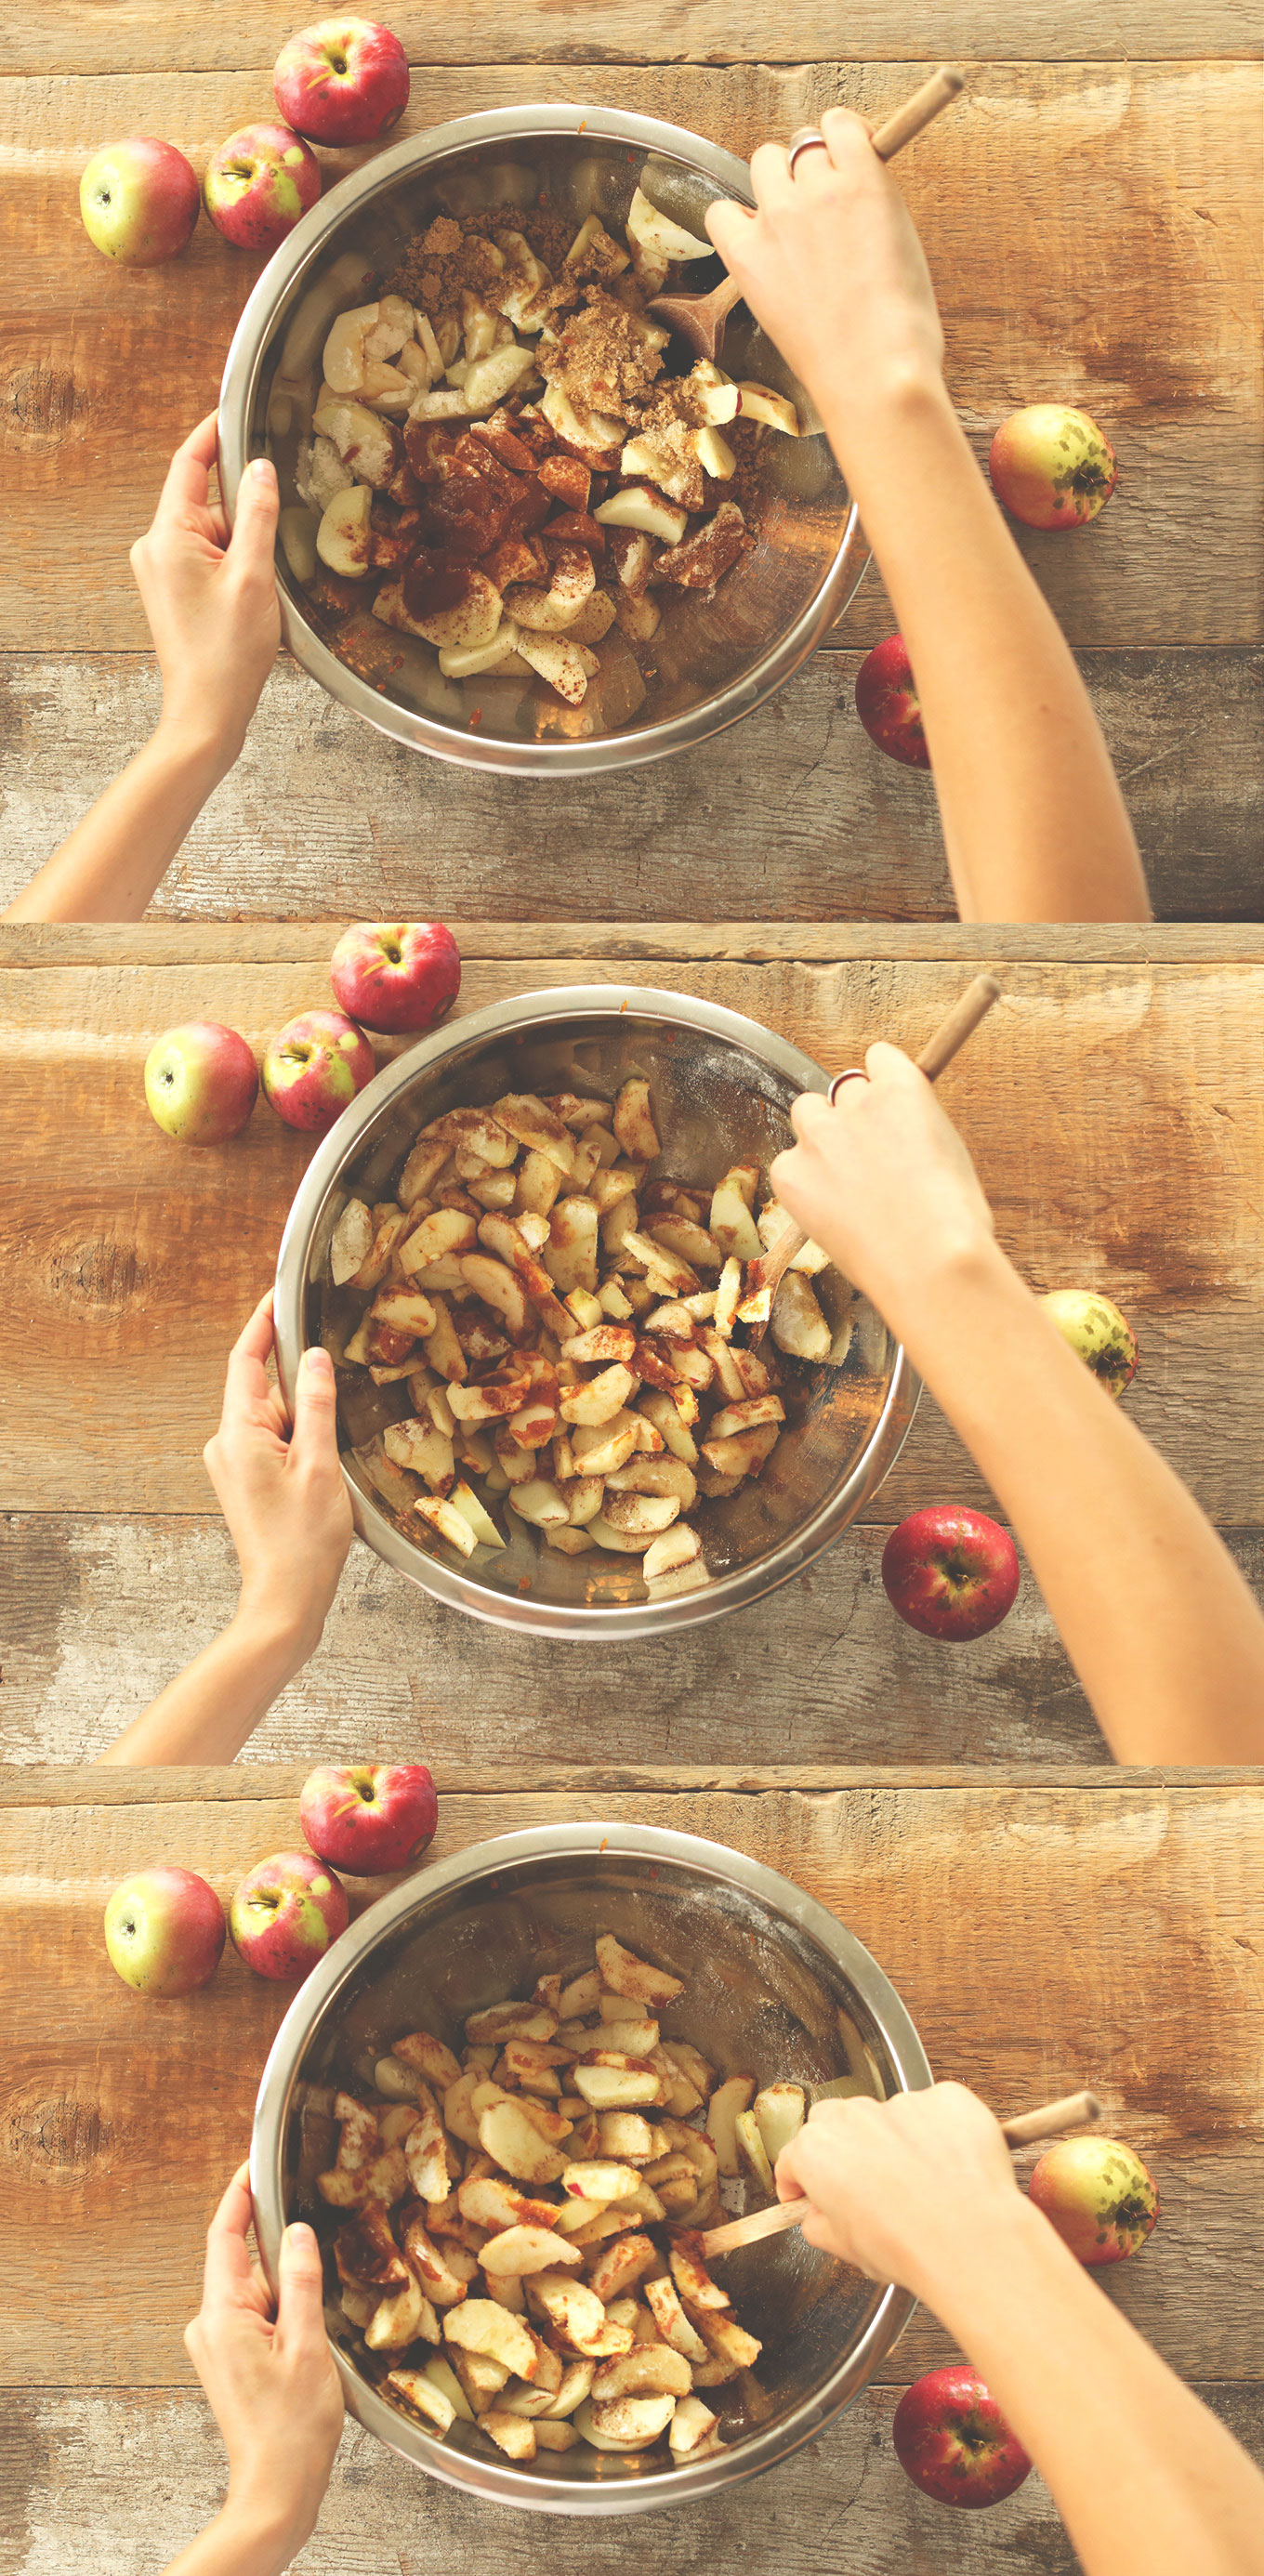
[536,289,665,420]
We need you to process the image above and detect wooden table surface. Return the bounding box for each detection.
[4,1763,1262,2573]
[5,9,1264,2571]
[5,917,1264,1771]
[1,9,1260,923]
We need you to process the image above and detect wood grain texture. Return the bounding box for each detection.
[4,2385,1263,2576]
[4,951,1263,1522]
[7,1507,1264,1772]
[4,651,1260,926]
[3,63,1259,651]
[8,923,1264,966]
[4,1780,1263,2388]
[8,1766,1263,1806]
[14,3,1263,74]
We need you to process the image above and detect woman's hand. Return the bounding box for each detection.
[203,1293,353,1661]
[706,109,944,432]
[776,2082,1021,2298]
[129,414,281,767]
[184,2165,343,2562]
[770,1042,998,1345]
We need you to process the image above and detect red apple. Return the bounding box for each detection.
[1040,1289,1139,1400]
[329,920,461,1034]
[989,404,1117,531]
[882,1506,1020,1642]
[203,122,322,254]
[1028,2136,1159,2266]
[229,1849,349,1982]
[893,2366,1032,2508]
[854,634,930,769]
[262,1006,376,1133]
[79,137,201,267]
[300,1762,438,1873]
[144,1020,258,1147]
[103,1865,226,1997]
[274,17,411,145]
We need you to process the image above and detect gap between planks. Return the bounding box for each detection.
[5,1764,1261,1806]
[7,925,1264,966]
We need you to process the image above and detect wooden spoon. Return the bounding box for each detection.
[743,970,1001,1349]
[699,2087,1102,2257]
[648,67,967,363]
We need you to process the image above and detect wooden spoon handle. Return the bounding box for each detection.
[1001,2087,1101,2147]
[871,66,966,164]
[914,972,1001,1083]
[749,971,1002,1307]
[699,2084,1101,2256]
[709,273,744,322]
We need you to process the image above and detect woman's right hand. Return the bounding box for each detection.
[705,108,945,431]
[770,1041,999,1346]
[775,2082,1022,2298]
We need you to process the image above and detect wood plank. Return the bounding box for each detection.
[7,922,1264,968]
[5,2385,1263,2576]
[4,1781,1263,2386]
[3,64,1259,651]
[6,1507,1264,1771]
[15,5,1263,74]
[3,651,1260,926]
[4,953,1263,1521]
[7,1766,1263,1807]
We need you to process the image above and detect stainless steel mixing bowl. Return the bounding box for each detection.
[251,1820,932,2514]
[217,104,863,776]
[272,986,919,1638]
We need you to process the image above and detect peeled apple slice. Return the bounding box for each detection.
[625,184,714,263]
[736,381,801,435]
[316,483,373,577]
[693,426,736,480]
[278,506,319,585]
[463,343,536,413]
[594,485,688,545]
[438,619,522,677]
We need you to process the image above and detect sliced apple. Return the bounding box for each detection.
[316,482,373,577]
[438,619,522,678]
[594,483,688,544]
[736,379,801,434]
[625,183,714,263]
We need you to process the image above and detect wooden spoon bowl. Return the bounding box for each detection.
[649,68,966,362]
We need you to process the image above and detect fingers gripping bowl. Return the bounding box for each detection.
[250,1822,933,2513]
[272,989,920,1638]
[217,107,863,775]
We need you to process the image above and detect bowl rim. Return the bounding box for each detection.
[217,101,864,777]
[271,982,921,1637]
[250,1818,932,2515]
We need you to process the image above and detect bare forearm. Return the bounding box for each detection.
[919,2199,1264,2576]
[165,2498,310,2576]
[821,372,1149,923]
[5,718,229,923]
[97,1608,309,1765]
[901,1242,1264,1762]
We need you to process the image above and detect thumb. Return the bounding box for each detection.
[275,2220,328,2346]
[229,454,280,569]
[291,1343,340,1463]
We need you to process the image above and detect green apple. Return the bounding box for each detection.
[79,137,201,266]
[103,1866,226,1997]
[144,1021,258,1146]
[1041,1289,1139,1398]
